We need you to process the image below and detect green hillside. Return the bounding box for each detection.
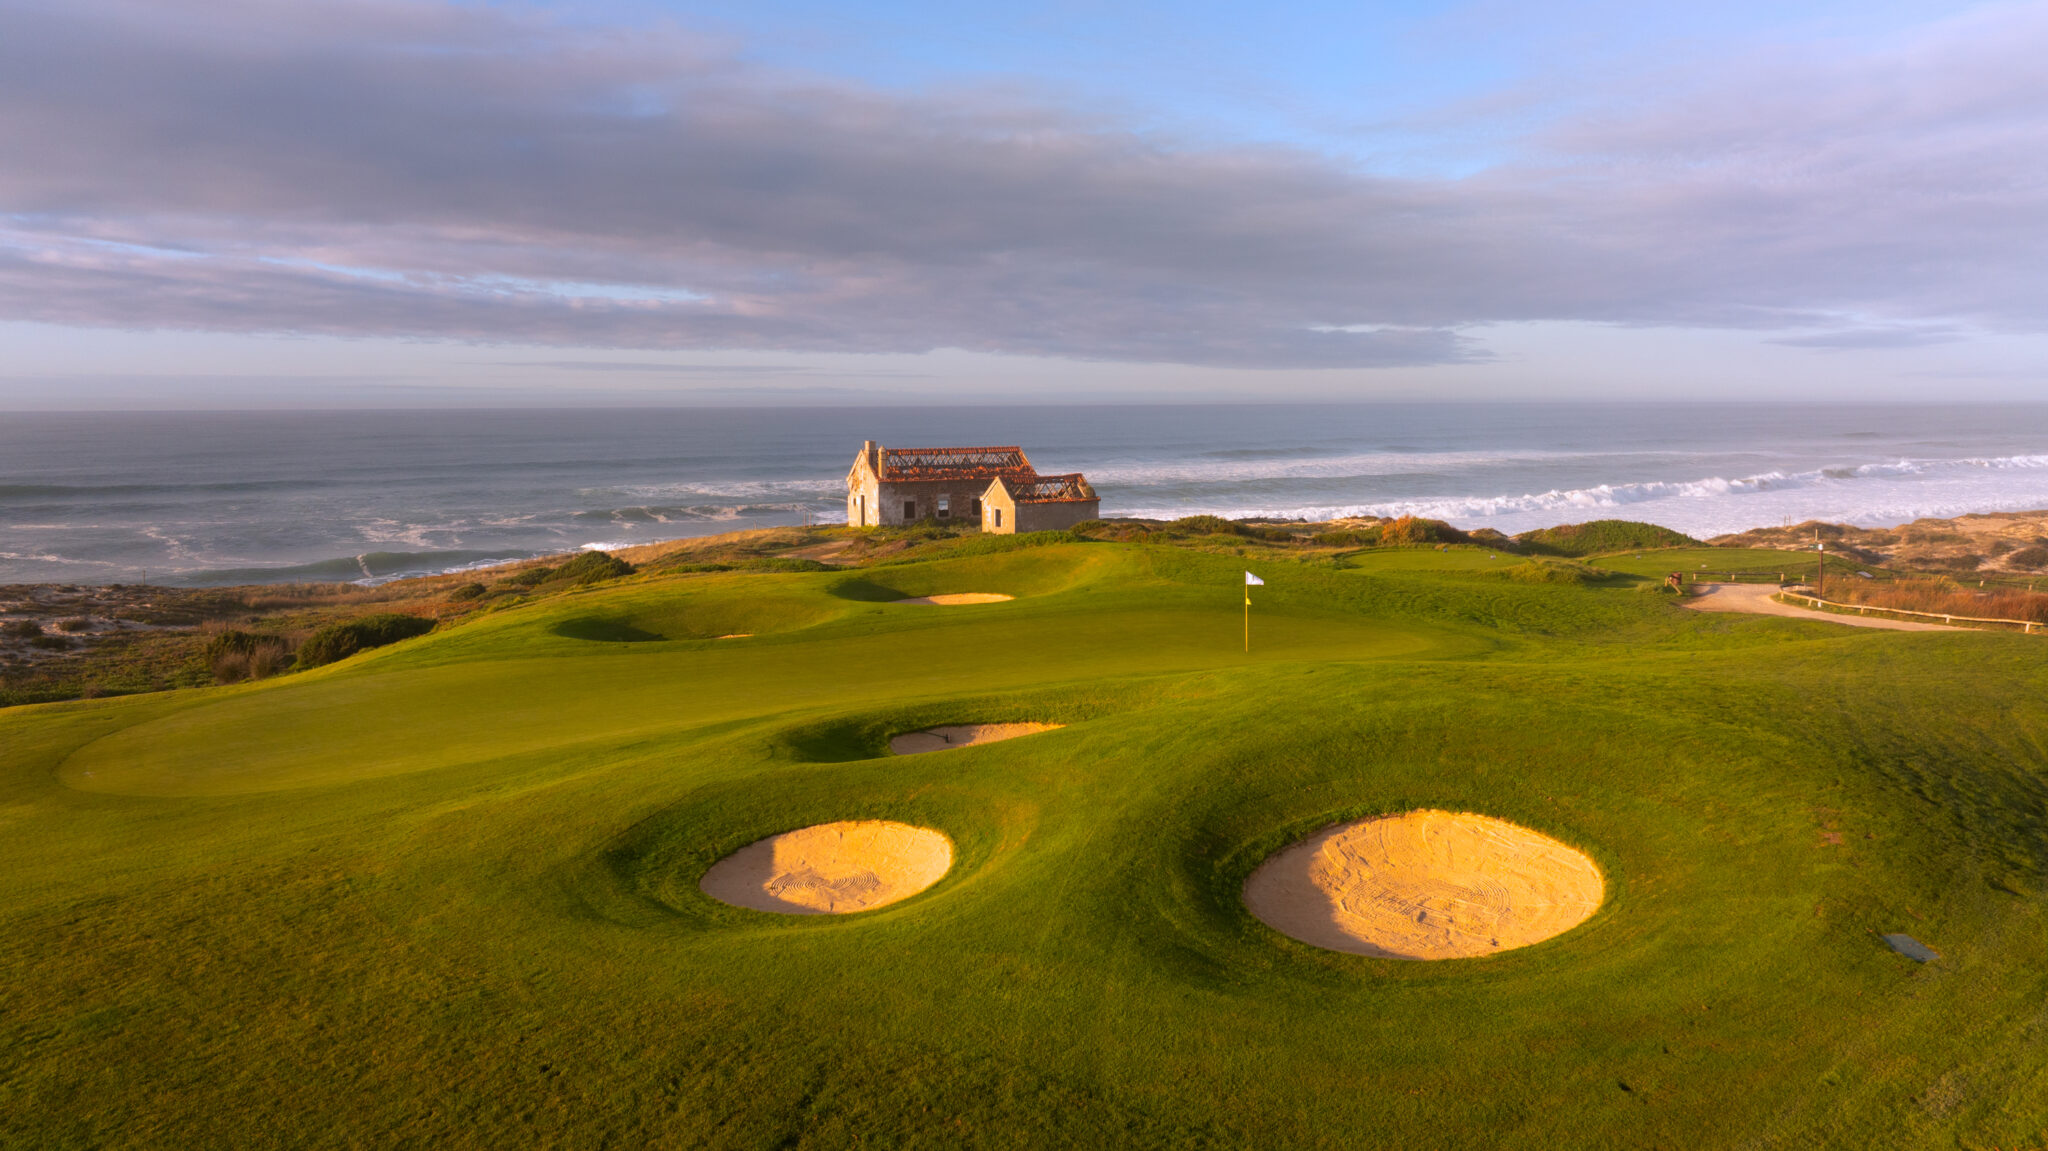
[1516,518,1702,556]
[3,538,2044,1147]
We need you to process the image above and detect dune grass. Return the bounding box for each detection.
[3,541,2046,1147]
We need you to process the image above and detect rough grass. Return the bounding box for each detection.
[3,542,2047,1147]
[1515,518,1700,556]
[295,612,436,668]
[1824,578,2048,623]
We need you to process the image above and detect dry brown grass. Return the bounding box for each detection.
[1828,578,2048,623]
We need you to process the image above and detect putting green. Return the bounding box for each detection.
[4,539,2046,1147]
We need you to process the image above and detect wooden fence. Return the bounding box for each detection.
[1774,590,2042,633]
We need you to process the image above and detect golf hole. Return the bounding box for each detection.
[1244,809,1604,959]
[699,820,953,915]
[889,723,1063,755]
[892,593,1014,605]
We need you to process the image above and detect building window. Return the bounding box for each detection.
[994,508,1003,527]
[904,500,916,520]
[937,494,950,517]
[858,495,866,524]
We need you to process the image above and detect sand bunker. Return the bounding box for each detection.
[893,593,1013,606]
[889,723,1063,755]
[699,820,952,915]
[1243,809,1603,959]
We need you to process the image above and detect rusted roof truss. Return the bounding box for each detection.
[1008,473,1096,503]
[879,445,1035,480]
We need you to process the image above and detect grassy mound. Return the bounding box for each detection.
[4,537,2046,1147]
[1517,519,1701,556]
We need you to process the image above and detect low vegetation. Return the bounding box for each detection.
[1713,509,2048,574]
[295,613,437,668]
[1823,577,2048,624]
[202,629,295,683]
[1515,518,1699,556]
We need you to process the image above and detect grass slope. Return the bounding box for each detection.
[3,541,2046,1147]
[1515,519,1701,556]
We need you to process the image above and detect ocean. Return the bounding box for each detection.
[6,403,2048,586]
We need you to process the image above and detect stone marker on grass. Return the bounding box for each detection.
[1881,933,1939,963]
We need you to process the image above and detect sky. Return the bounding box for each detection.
[2,0,2045,407]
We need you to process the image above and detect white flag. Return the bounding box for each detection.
[1244,571,1264,586]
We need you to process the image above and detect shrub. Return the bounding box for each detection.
[28,635,70,650]
[1499,560,1601,585]
[447,582,488,602]
[553,550,635,585]
[1312,528,1380,547]
[2007,545,2048,569]
[1380,515,1469,547]
[1168,515,1244,537]
[297,613,436,669]
[1,620,43,638]
[55,617,93,633]
[1074,520,1152,542]
[204,630,295,683]
[1515,519,1698,557]
[504,565,555,587]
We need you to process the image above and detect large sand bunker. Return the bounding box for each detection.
[1244,810,1603,959]
[889,723,1063,755]
[699,820,953,915]
[893,593,1013,605]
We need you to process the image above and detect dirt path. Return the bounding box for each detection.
[1681,583,1958,631]
[780,538,856,564]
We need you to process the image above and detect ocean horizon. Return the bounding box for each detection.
[7,401,2048,587]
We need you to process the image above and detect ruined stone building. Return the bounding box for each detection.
[845,441,1099,533]
[980,472,1099,534]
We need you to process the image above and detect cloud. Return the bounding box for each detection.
[1769,326,1966,350]
[494,361,932,378]
[1,0,2045,369]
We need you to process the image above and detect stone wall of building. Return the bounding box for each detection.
[1012,498,1099,534]
[850,476,989,526]
[981,482,1098,534]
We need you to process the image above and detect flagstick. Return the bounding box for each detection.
[1244,589,1249,653]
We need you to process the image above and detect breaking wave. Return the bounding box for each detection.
[1110,454,2048,537]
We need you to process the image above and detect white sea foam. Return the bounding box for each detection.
[585,479,837,502]
[1077,448,1586,487]
[9,407,2048,586]
[1109,453,2048,538]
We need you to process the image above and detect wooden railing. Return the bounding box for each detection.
[1774,590,2042,633]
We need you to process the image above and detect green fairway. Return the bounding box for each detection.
[1328,546,1521,572]
[4,539,2047,1147]
[1589,546,1823,577]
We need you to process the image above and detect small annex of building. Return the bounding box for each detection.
[845,441,1100,534]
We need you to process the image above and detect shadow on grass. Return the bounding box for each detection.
[551,617,668,643]
[826,577,912,603]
